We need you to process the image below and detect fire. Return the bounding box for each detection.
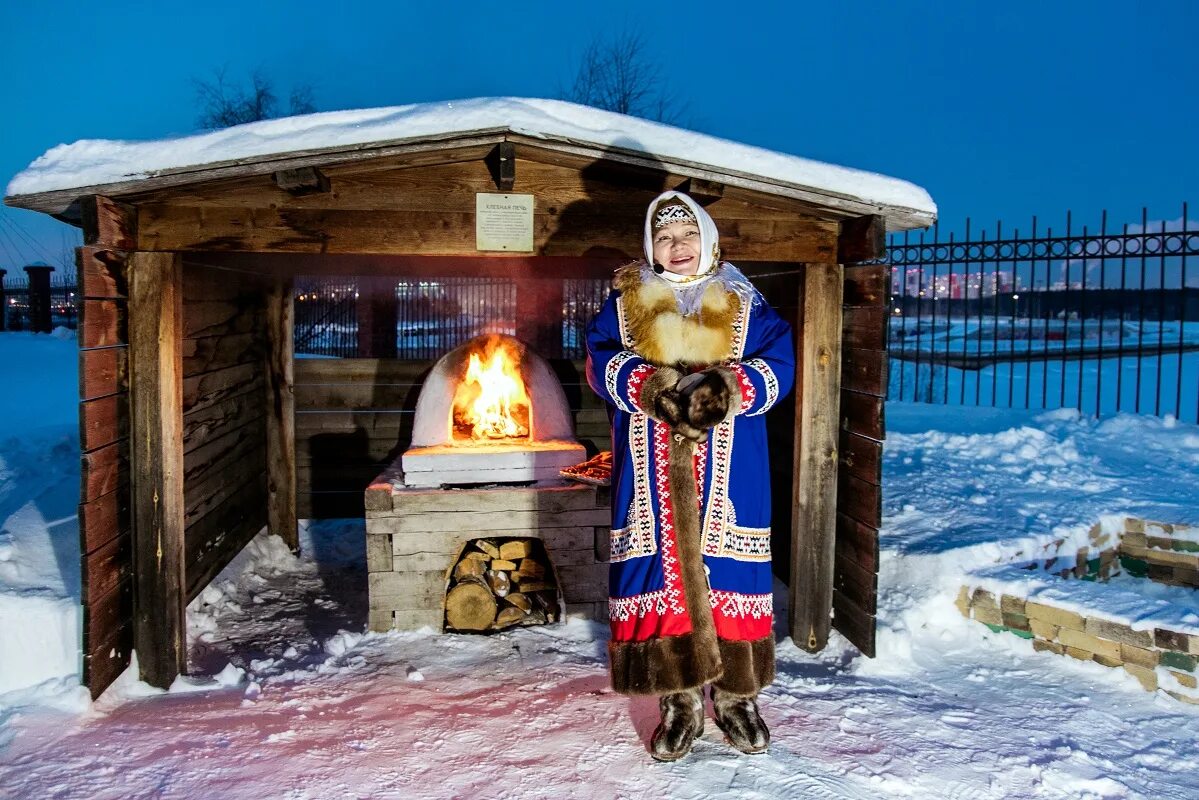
[452,341,531,441]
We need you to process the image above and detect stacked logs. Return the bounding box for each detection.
[444,538,561,632]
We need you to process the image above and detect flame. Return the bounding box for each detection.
[453,342,530,441]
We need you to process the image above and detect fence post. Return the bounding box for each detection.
[0,269,6,332]
[514,277,564,359]
[356,277,397,359]
[24,263,54,333]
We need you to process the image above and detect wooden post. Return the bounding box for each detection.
[24,263,55,333]
[265,277,298,551]
[128,251,186,688]
[790,263,844,652]
[356,277,397,358]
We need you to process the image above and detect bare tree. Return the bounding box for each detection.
[194,67,317,129]
[565,33,684,123]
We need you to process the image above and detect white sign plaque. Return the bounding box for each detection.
[476,193,535,252]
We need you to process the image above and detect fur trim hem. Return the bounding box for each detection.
[713,636,776,697]
[608,635,723,695]
[638,366,682,421]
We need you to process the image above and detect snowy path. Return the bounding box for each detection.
[3,514,1198,799]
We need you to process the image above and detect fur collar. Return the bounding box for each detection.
[613,264,741,368]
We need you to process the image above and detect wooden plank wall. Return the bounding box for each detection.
[180,260,269,600]
[295,358,610,518]
[750,262,886,656]
[831,263,889,657]
[745,267,803,587]
[77,241,133,697]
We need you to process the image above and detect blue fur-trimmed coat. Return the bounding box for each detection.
[585,263,794,696]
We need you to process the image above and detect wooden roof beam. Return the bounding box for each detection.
[485,142,516,191]
[273,167,330,196]
[837,214,886,264]
[674,177,724,206]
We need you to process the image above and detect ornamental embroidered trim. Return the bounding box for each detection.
[719,524,772,562]
[709,590,774,619]
[694,440,708,510]
[615,413,657,563]
[609,589,668,622]
[701,419,734,557]
[605,350,638,412]
[731,364,757,414]
[743,358,779,416]
[730,298,750,359]
[627,363,653,410]
[653,420,686,615]
[616,295,632,348]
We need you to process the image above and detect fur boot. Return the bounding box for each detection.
[650,688,705,762]
[711,686,770,754]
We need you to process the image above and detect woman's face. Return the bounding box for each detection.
[652,220,703,276]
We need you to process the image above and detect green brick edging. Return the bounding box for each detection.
[955,516,1199,704]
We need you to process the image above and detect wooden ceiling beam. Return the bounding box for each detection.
[138,203,839,263]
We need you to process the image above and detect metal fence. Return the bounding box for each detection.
[294,276,527,359]
[1,266,77,331]
[886,204,1199,423]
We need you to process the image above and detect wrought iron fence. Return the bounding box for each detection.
[294,276,525,359]
[886,204,1199,423]
[1,265,77,331]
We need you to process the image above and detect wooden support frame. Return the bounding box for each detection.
[128,251,187,688]
[265,277,298,551]
[837,214,886,264]
[273,166,330,196]
[790,262,844,652]
[486,142,516,191]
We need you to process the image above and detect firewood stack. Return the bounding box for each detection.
[444,538,561,632]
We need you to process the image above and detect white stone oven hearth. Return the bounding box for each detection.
[365,333,608,633]
[400,334,585,487]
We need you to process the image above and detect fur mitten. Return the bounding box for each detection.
[638,366,707,441]
[676,368,740,431]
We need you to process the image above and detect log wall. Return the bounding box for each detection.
[753,262,885,657]
[831,263,888,657]
[180,261,269,600]
[295,358,609,518]
[77,235,133,698]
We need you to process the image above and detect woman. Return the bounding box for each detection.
[585,190,794,761]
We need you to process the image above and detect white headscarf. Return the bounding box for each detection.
[641,190,759,316]
[642,190,721,282]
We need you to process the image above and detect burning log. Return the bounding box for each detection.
[444,537,560,632]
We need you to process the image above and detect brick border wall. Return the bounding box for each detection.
[958,516,1199,703]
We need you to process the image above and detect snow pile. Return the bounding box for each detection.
[0,332,82,699]
[6,97,935,217]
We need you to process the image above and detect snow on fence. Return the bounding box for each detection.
[887,205,1199,423]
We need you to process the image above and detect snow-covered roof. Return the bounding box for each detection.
[5,97,936,229]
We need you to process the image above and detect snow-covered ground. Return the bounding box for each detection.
[2,331,1199,799]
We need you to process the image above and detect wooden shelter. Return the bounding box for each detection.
[5,98,935,696]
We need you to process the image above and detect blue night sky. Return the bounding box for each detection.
[1,0,1195,271]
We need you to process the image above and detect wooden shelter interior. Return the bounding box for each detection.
[9,133,905,695]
